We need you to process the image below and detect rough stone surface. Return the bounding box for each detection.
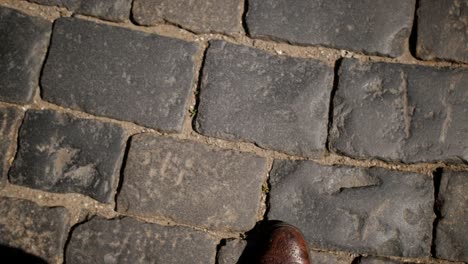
[9,109,125,203]
[28,0,77,10]
[268,160,434,257]
[217,239,247,264]
[246,0,415,57]
[359,257,415,264]
[0,197,69,263]
[132,0,242,34]
[196,41,333,158]
[41,17,197,131]
[117,133,267,232]
[0,106,23,189]
[330,59,468,164]
[309,251,354,264]
[66,216,217,263]
[435,170,468,262]
[416,0,467,63]
[0,6,51,104]
[28,0,132,21]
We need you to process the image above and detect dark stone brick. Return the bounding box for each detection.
[268,160,434,257]
[9,109,125,203]
[117,133,267,232]
[66,216,217,264]
[0,106,23,189]
[330,59,468,164]
[435,170,468,262]
[28,0,78,10]
[133,0,242,34]
[74,0,132,22]
[246,0,415,57]
[217,239,247,264]
[416,0,467,63]
[0,197,69,263]
[0,7,51,104]
[41,17,197,131]
[195,41,333,158]
[28,0,132,22]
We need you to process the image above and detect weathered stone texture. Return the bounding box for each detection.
[268,160,434,257]
[41,17,197,131]
[0,6,51,104]
[196,41,333,158]
[28,0,76,9]
[246,0,415,57]
[435,170,468,262]
[416,0,467,63]
[359,257,415,264]
[117,133,267,232]
[309,250,354,264]
[0,197,69,263]
[132,0,242,34]
[28,0,132,21]
[66,216,217,264]
[0,106,23,189]
[9,110,125,203]
[330,59,468,164]
[217,239,247,264]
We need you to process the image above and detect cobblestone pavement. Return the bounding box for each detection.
[0,0,467,263]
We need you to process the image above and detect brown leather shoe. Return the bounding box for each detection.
[256,221,311,264]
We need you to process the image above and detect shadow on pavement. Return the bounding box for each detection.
[0,245,48,264]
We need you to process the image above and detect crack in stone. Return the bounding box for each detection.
[400,71,412,140]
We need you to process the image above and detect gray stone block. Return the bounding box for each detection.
[28,0,132,22]
[28,0,79,10]
[195,41,333,158]
[0,197,69,263]
[0,6,51,104]
[66,216,217,264]
[0,106,23,189]
[246,0,415,57]
[217,239,247,264]
[9,109,125,203]
[132,0,242,34]
[117,133,267,232]
[268,160,434,257]
[416,0,467,63]
[309,251,354,264]
[359,257,415,264]
[330,59,468,164]
[41,17,197,132]
[435,170,468,262]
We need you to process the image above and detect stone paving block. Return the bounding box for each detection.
[330,59,468,164]
[41,17,197,131]
[0,106,23,189]
[268,160,434,257]
[309,251,354,264]
[246,0,415,57]
[132,0,242,34]
[9,109,125,203]
[0,197,69,263]
[359,257,414,264]
[117,133,267,232]
[66,216,217,264]
[0,6,51,104]
[217,239,247,264]
[416,0,467,63]
[28,0,132,22]
[28,0,78,10]
[196,41,333,158]
[435,170,468,262]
